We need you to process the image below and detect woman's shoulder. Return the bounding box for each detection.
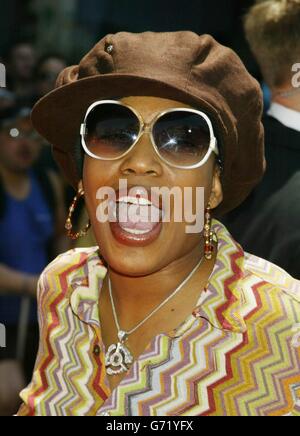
[243,251,300,301]
[44,246,101,273]
[239,253,300,383]
[37,246,104,300]
[214,219,299,308]
[244,252,300,290]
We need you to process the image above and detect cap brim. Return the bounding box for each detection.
[31,73,222,153]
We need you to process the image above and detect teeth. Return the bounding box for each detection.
[115,202,164,219]
[121,227,152,235]
[109,201,164,223]
[117,196,152,206]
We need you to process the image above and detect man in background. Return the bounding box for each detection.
[223,0,300,279]
[5,42,37,107]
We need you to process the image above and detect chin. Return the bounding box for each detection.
[104,254,162,277]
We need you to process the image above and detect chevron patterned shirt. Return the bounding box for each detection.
[17,220,300,416]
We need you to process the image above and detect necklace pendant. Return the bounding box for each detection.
[118,330,128,343]
[105,340,133,376]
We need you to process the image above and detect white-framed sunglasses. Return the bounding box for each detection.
[80,99,219,170]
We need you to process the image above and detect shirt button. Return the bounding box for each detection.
[93,345,101,356]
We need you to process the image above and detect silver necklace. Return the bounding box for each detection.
[105,256,204,375]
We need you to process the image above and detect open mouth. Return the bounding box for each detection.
[107,186,166,246]
[114,195,164,233]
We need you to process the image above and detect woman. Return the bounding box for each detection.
[17,31,300,416]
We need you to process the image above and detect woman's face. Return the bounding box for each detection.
[0,117,42,172]
[83,96,223,276]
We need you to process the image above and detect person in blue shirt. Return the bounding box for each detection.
[0,108,70,415]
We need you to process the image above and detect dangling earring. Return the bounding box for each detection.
[65,188,91,240]
[204,203,215,260]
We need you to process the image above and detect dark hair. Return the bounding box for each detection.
[74,138,84,178]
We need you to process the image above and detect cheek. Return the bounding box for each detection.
[83,156,111,193]
[175,166,213,206]
[82,157,116,219]
[83,160,99,216]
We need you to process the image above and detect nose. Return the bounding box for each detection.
[119,128,163,177]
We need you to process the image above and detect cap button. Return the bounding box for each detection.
[105,44,114,54]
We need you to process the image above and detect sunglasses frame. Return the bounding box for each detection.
[80,99,219,170]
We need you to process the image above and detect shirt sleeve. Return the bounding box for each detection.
[16,269,54,416]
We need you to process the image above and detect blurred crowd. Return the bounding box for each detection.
[0,42,74,415]
[0,43,67,115]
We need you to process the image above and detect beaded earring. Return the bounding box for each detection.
[65,188,91,240]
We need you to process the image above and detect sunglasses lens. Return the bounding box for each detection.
[153,111,211,167]
[84,103,140,159]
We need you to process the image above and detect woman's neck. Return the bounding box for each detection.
[101,241,215,328]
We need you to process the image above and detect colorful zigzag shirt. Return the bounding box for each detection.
[17,220,300,416]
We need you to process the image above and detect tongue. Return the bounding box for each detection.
[117,203,160,231]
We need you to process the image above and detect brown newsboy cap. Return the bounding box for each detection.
[31,31,265,216]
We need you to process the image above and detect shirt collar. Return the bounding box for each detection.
[192,220,248,334]
[69,250,107,329]
[268,102,300,132]
[69,220,249,336]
